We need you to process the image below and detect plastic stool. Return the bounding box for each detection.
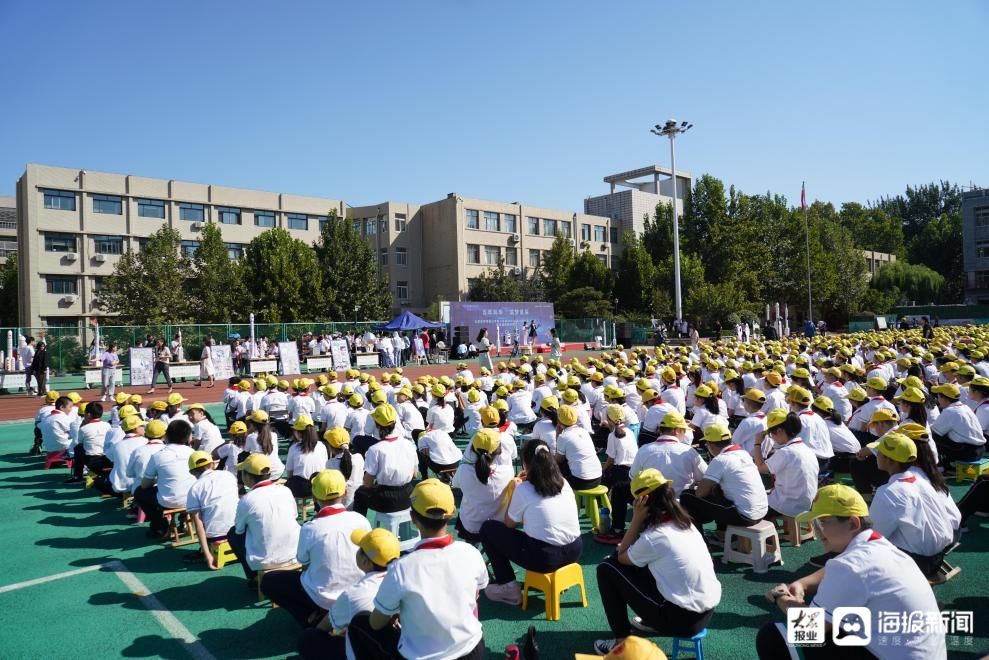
[210,540,238,569]
[574,485,612,533]
[521,563,587,621]
[671,628,707,660]
[373,508,421,552]
[956,458,989,483]
[44,451,72,471]
[723,521,782,573]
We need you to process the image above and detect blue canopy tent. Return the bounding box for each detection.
[372,310,444,332]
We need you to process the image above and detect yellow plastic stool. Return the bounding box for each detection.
[521,563,587,621]
[574,485,612,533]
[210,540,238,569]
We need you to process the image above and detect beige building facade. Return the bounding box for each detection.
[0,195,15,265]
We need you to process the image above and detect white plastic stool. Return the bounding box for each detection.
[373,508,421,552]
[723,521,782,574]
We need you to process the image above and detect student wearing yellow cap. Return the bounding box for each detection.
[259,376,292,437]
[594,468,720,655]
[289,379,317,426]
[555,403,603,490]
[67,401,112,484]
[298,528,401,660]
[751,411,818,520]
[425,383,456,434]
[324,428,363,510]
[931,382,986,466]
[851,376,896,433]
[38,394,74,463]
[344,393,375,448]
[810,396,859,473]
[349,480,489,660]
[135,419,197,539]
[185,450,238,568]
[602,405,638,492]
[480,439,582,606]
[285,415,329,498]
[732,390,770,458]
[393,387,425,442]
[416,427,463,483]
[126,419,168,503]
[452,429,515,544]
[101,415,148,498]
[756,485,945,659]
[245,410,284,481]
[186,404,223,454]
[353,405,418,516]
[263,469,372,626]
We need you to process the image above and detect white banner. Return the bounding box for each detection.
[330,339,351,371]
[279,342,300,376]
[211,345,235,380]
[128,348,155,386]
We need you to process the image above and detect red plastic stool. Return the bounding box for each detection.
[44,451,72,470]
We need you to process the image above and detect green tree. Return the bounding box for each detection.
[654,251,706,311]
[818,218,870,315]
[314,212,392,320]
[467,261,521,302]
[568,250,614,297]
[873,181,962,241]
[614,232,656,314]
[539,233,576,302]
[642,202,675,263]
[685,281,743,332]
[682,174,727,254]
[871,261,945,305]
[907,212,962,302]
[0,254,17,326]
[838,202,905,257]
[241,228,322,322]
[555,287,614,318]
[190,222,248,323]
[95,226,192,324]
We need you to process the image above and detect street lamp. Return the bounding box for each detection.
[651,118,693,325]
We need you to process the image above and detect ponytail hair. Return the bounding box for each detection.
[297,426,319,453]
[643,482,692,530]
[614,423,626,439]
[472,446,500,484]
[256,423,274,455]
[914,440,948,495]
[703,395,719,414]
[521,440,564,498]
[338,445,353,480]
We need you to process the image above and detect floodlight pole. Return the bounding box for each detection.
[652,119,692,326]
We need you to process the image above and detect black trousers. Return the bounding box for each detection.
[597,556,713,639]
[71,445,89,478]
[347,613,485,660]
[679,489,761,533]
[479,520,583,584]
[352,435,379,457]
[756,621,876,659]
[958,475,989,525]
[602,464,630,490]
[261,569,321,626]
[607,480,633,533]
[933,433,986,464]
[418,454,460,483]
[850,455,888,495]
[226,525,256,579]
[297,628,346,660]
[455,516,482,544]
[829,452,856,474]
[134,485,168,534]
[286,475,313,498]
[559,462,601,491]
[151,361,172,388]
[353,482,413,516]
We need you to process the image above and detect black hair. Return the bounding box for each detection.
[410,507,449,534]
[376,421,396,436]
[702,395,719,414]
[252,421,275,455]
[970,383,989,399]
[165,419,193,445]
[86,402,104,419]
[55,396,72,410]
[914,440,949,495]
[772,412,803,439]
[229,376,241,388]
[900,400,928,427]
[335,444,354,480]
[835,515,873,530]
[295,426,319,453]
[472,444,501,484]
[641,482,693,530]
[166,404,180,415]
[541,407,558,425]
[725,376,743,393]
[521,439,564,498]
[476,328,487,342]
[814,403,843,426]
[612,422,627,439]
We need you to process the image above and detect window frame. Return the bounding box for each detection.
[42,189,76,211]
[483,211,500,232]
[484,245,501,265]
[180,240,200,259]
[218,206,241,225]
[397,280,409,301]
[543,218,557,237]
[395,247,408,265]
[224,242,245,260]
[581,223,591,241]
[137,198,166,219]
[92,193,123,215]
[466,244,481,264]
[528,249,540,268]
[179,202,205,222]
[379,248,389,266]
[527,216,540,235]
[44,232,78,253]
[92,234,124,255]
[394,213,407,232]
[46,276,78,295]
[287,213,309,231]
[465,209,480,230]
[594,225,607,242]
[254,210,276,228]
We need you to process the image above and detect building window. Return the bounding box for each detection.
[46,276,77,295]
[484,246,501,265]
[560,220,572,239]
[225,242,245,260]
[975,271,989,289]
[977,242,989,259]
[465,209,480,229]
[976,207,989,228]
[484,211,500,232]
[379,218,387,234]
[503,214,517,234]
[543,218,557,236]
[218,207,241,225]
[611,255,620,270]
[505,248,518,266]
[594,225,606,242]
[365,218,377,235]
[314,215,329,233]
[527,216,540,235]
[179,202,205,222]
[93,276,107,292]
[137,198,165,219]
[379,248,388,266]
[597,254,608,265]
[137,238,149,251]
[467,244,480,264]
[92,194,123,215]
[352,220,362,234]
[610,227,619,244]
[396,247,408,265]
[0,240,16,259]
[394,213,407,232]
[180,240,200,258]
[42,189,76,211]
[254,210,275,228]
[529,249,540,268]
[397,281,409,301]
[287,213,308,231]
[43,317,80,328]
[44,232,77,252]
[581,223,591,241]
[93,235,124,255]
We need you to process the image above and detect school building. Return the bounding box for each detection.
[963,187,989,304]
[0,195,15,265]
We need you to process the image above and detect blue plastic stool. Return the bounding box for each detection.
[671,628,707,660]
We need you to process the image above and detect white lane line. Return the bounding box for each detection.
[0,563,105,593]
[105,560,217,660]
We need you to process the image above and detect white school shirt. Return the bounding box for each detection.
[463,402,484,437]
[764,439,819,517]
[79,420,112,455]
[690,406,729,431]
[506,390,537,424]
[931,400,986,445]
[702,446,768,520]
[127,440,165,493]
[144,444,196,509]
[345,408,376,438]
[185,469,239,539]
[529,418,558,453]
[364,436,418,486]
[870,466,959,556]
[298,505,372,609]
[244,432,284,480]
[395,400,425,436]
[822,382,852,421]
[260,391,290,419]
[507,480,581,545]
[417,430,464,466]
[810,530,946,660]
[605,426,638,467]
[854,397,898,432]
[234,391,254,420]
[425,403,456,433]
[373,537,488,660]
[555,426,603,480]
[320,400,349,429]
[641,401,677,433]
[796,408,834,459]
[286,442,329,480]
[975,399,989,432]
[761,388,788,413]
[453,449,515,534]
[826,419,861,454]
[661,386,686,415]
[40,410,73,452]
[108,434,146,492]
[215,441,241,476]
[327,451,364,510]
[330,571,388,660]
[630,437,707,494]
[234,482,301,570]
[626,521,722,613]
[193,419,224,455]
[734,412,770,457]
[288,395,317,424]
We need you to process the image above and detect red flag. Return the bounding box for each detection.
[801,182,806,210]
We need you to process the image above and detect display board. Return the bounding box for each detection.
[128,348,155,386]
[447,301,556,345]
[279,342,300,375]
[330,339,351,370]
[211,345,235,380]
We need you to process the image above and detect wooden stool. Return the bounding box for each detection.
[955,458,989,483]
[777,516,815,547]
[163,508,198,547]
[257,562,303,606]
[521,563,587,621]
[373,508,421,552]
[723,521,783,573]
[574,485,612,533]
[210,540,238,569]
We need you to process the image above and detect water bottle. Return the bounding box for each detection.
[599,507,612,533]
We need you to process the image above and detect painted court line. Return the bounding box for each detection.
[0,563,105,593]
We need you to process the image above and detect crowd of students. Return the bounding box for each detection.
[29,325,989,659]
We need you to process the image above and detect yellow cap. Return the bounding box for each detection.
[492,398,509,412]
[411,478,456,518]
[479,406,500,427]
[791,367,811,380]
[631,468,670,496]
[277,379,290,391]
[323,427,350,448]
[166,393,186,406]
[128,393,143,406]
[188,450,213,471]
[229,421,248,435]
[765,371,782,387]
[145,419,167,439]
[659,411,688,430]
[45,390,60,403]
[370,404,397,427]
[118,404,138,418]
[574,636,668,660]
[894,387,925,404]
[185,402,206,412]
[561,389,579,404]
[558,405,579,427]
[765,408,789,431]
[120,415,146,432]
[896,422,929,442]
[150,400,168,412]
[606,405,625,424]
[398,387,413,399]
[114,391,130,405]
[641,388,658,402]
[742,388,766,403]
[237,453,271,476]
[866,432,917,463]
[931,383,961,400]
[312,469,348,500]
[430,383,447,398]
[248,409,269,424]
[869,408,899,424]
[351,528,401,568]
[66,392,82,404]
[590,372,604,383]
[865,376,888,391]
[847,386,868,403]
[693,384,714,399]
[347,393,364,408]
[786,385,811,406]
[812,396,834,412]
[292,414,314,431]
[472,428,502,454]
[795,484,870,524]
[970,376,989,388]
[702,423,732,444]
[370,390,387,405]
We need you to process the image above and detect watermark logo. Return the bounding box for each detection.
[787,607,825,646]
[834,607,872,646]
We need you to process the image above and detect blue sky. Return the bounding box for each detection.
[1,1,986,211]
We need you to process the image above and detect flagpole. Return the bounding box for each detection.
[802,181,813,323]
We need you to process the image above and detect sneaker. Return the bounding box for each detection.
[593,639,620,655]
[808,551,838,568]
[593,531,623,546]
[630,616,657,634]
[484,581,522,606]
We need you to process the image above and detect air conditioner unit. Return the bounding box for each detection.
[580,240,590,248]
[509,233,519,242]
[600,244,608,251]
[191,222,203,230]
[93,253,106,263]
[61,295,77,304]
[64,252,78,262]
[511,267,522,275]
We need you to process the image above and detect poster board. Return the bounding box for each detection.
[330,339,351,370]
[874,316,888,330]
[279,342,300,376]
[447,301,556,346]
[129,347,155,386]
[211,345,235,380]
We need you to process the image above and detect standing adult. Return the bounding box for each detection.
[30,341,49,396]
[477,328,493,372]
[528,320,539,348]
[147,338,173,395]
[19,336,36,395]
[549,328,562,359]
[197,338,216,388]
[100,344,120,402]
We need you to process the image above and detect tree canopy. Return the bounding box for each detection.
[190,222,248,323]
[0,254,18,327]
[314,212,392,321]
[240,228,322,323]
